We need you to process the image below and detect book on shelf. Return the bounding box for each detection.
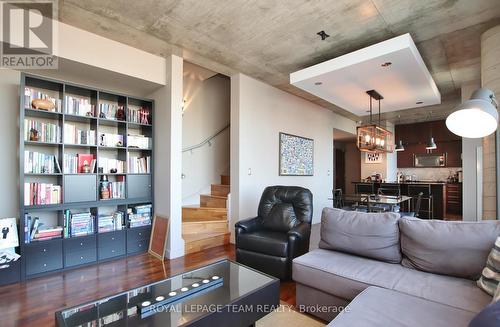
[64,210,95,238]
[98,211,124,233]
[64,153,96,174]
[127,134,151,149]
[98,133,124,147]
[128,106,151,125]
[63,124,96,145]
[98,158,125,174]
[128,156,150,174]
[24,183,61,206]
[99,103,125,121]
[64,95,95,117]
[100,178,125,200]
[24,151,61,174]
[127,204,152,228]
[24,87,62,112]
[24,119,61,143]
[24,215,63,243]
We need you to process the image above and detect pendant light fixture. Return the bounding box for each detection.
[395,140,405,152]
[426,112,437,150]
[394,115,405,152]
[356,90,394,153]
[446,88,498,138]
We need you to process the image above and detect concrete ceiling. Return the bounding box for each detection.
[58,0,500,123]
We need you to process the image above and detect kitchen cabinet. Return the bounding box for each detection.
[395,120,462,168]
[446,183,462,215]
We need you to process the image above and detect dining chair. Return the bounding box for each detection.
[400,192,423,218]
[408,185,433,219]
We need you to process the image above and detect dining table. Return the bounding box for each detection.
[329,193,413,212]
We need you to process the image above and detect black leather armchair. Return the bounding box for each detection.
[235,186,313,280]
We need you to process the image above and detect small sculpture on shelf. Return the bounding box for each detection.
[99,112,106,119]
[110,168,117,174]
[81,160,91,174]
[85,111,93,117]
[31,99,55,111]
[100,175,110,199]
[116,140,123,147]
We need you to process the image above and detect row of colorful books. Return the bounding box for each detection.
[64,95,95,117]
[127,204,152,228]
[24,87,62,112]
[24,119,61,143]
[24,151,61,174]
[63,153,96,174]
[99,103,124,121]
[24,183,61,206]
[100,180,125,200]
[128,107,151,125]
[98,211,125,233]
[24,215,63,243]
[63,124,96,145]
[63,210,95,238]
[128,156,150,174]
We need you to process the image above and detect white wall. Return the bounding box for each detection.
[150,55,185,258]
[0,70,22,218]
[230,74,356,233]
[182,72,230,205]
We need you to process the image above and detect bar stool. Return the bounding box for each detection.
[408,185,433,219]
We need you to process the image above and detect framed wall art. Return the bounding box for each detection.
[279,132,314,176]
[365,152,383,164]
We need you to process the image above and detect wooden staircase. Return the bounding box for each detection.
[182,175,231,254]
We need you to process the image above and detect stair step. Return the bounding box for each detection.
[182,206,227,222]
[184,232,230,254]
[211,184,230,197]
[200,194,227,208]
[221,175,230,185]
[182,220,228,235]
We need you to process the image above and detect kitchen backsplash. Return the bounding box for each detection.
[398,168,461,182]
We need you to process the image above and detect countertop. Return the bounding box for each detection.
[352,181,462,185]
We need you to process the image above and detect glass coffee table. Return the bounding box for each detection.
[55,259,279,327]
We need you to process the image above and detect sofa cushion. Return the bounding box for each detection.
[327,286,476,327]
[477,236,500,296]
[293,249,492,313]
[399,218,500,279]
[237,230,288,257]
[319,207,401,263]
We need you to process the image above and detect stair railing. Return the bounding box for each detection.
[182,124,230,153]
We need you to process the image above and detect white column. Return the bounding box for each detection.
[461,82,482,221]
[229,74,241,244]
[151,55,185,258]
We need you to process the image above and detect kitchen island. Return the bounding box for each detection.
[352,181,461,219]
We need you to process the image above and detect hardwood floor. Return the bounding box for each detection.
[0,244,297,326]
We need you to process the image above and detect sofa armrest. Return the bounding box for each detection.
[288,222,311,258]
[288,222,311,239]
[235,216,263,235]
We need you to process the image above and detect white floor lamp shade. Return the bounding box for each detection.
[446,88,498,138]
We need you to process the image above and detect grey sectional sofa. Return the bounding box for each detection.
[292,208,500,326]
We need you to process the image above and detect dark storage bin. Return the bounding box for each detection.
[0,258,21,286]
[98,230,126,260]
[127,226,151,254]
[127,175,151,199]
[64,175,97,203]
[25,240,63,276]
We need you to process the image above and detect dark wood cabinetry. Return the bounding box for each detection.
[395,120,462,168]
[446,183,462,215]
